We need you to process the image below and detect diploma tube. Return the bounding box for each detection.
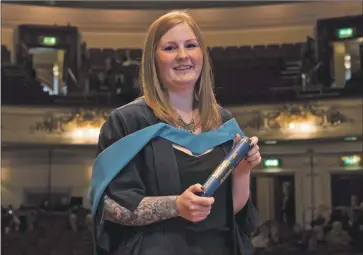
[200,136,251,197]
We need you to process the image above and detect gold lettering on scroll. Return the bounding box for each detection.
[220,168,234,184]
[231,152,237,160]
[241,137,250,144]
[231,138,249,159]
[212,160,231,179]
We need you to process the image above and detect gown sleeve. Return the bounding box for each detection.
[219,106,259,253]
[235,197,259,235]
[233,198,259,255]
[94,109,146,253]
[97,109,146,210]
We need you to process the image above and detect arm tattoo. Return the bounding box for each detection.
[103,195,179,226]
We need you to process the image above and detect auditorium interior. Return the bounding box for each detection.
[1,1,363,255]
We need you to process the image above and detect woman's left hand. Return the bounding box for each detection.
[234,134,261,171]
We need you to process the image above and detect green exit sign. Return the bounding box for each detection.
[337,27,355,39]
[40,36,57,46]
[263,158,280,168]
[341,155,361,166]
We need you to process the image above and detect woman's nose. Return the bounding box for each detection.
[176,48,188,59]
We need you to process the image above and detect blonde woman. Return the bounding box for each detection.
[91,10,261,255]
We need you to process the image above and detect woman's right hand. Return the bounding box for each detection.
[176,184,215,222]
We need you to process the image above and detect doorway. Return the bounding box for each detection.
[255,173,296,225]
[15,24,80,94]
[29,47,67,95]
[331,173,363,207]
[274,174,296,227]
[330,37,363,88]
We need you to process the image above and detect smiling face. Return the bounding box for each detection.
[155,23,203,92]
[140,11,222,131]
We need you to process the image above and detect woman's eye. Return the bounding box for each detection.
[164,46,176,51]
[186,44,197,48]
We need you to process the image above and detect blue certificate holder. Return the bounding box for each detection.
[199,136,251,197]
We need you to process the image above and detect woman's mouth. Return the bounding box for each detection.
[173,65,193,71]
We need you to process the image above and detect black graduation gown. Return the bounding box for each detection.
[93,98,259,255]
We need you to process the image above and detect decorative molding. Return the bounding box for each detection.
[230,98,362,140]
[1,98,362,145]
[239,103,352,131]
[30,108,108,134]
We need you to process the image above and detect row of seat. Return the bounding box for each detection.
[3,213,93,255]
[84,44,305,103]
[86,42,305,67]
[1,42,305,106]
[2,65,53,104]
[2,42,305,68]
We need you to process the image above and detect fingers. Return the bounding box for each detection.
[187,202,212,222]
[235,134,242,141]
[188,204,212,213]
[188,183,204,194]
[233,134,242,147]
[250,136,259,146]
[234,135,257,148]
[245,136,262,167]
[191,196,215,207]
[246,147,261,163]
[246,153,262,167]
[249,145,259,155]
[248,157,262,166]
[247,136,259,157]
[247,144,260,157]
[179,184,216,223]
[187,184,215,206]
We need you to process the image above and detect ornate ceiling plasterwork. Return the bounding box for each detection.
[31,109,108,134]
[233,102,360,140]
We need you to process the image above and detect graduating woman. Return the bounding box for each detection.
[91,10,261,255]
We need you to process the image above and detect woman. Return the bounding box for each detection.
[92,10,261,255]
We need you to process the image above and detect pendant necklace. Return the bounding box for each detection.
[177,112,195,133]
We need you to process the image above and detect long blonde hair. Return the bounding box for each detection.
[140,10,221,131]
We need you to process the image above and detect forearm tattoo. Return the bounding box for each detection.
[103,195,179,226]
